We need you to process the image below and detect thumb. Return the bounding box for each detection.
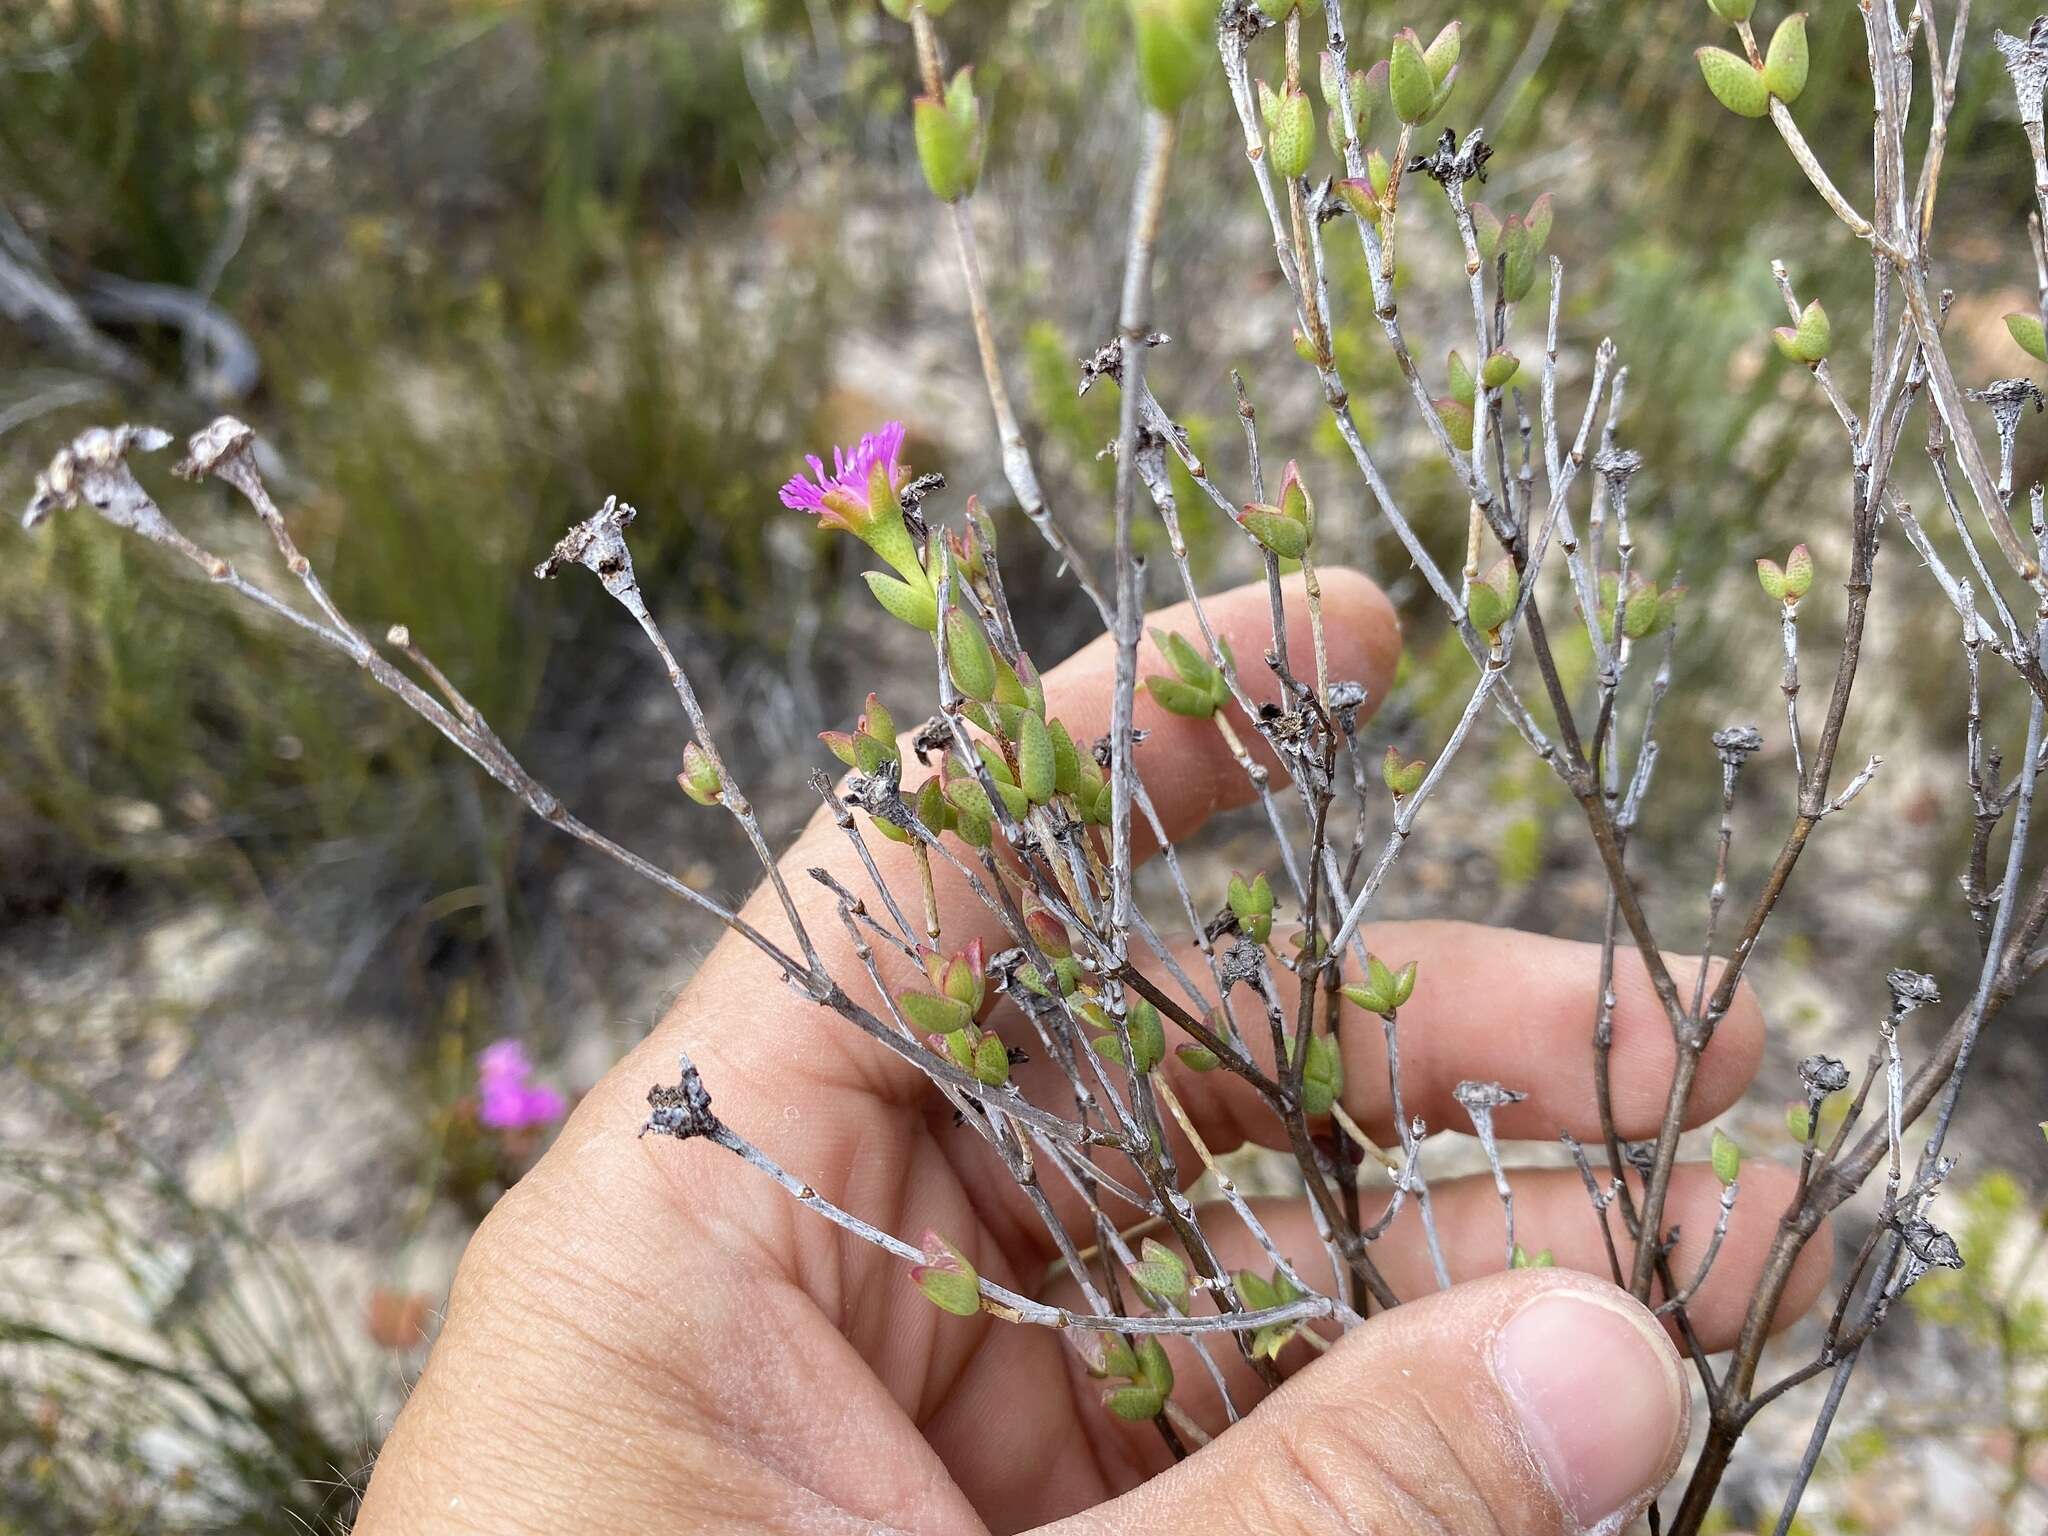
[1037,1270,1688,1536]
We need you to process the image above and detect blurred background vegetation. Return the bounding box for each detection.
[3,0,2046,1530]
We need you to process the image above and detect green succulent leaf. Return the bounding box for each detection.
[1697,46,1769,117]
[1261,78,1316,179]
[1711,1127,1743,1186]
[1015,710,1057,804]
[913,70,982,202]
[864,570,939,631]
[1388,29,1435,124]
[1239,506,1310,560]
[1773,298,1831,363]
[1763,13,1809,102]
[1131,1237,1190,1300]
[901,991,973,1034]
[910,1231,981,1316]
[1131,0,1213,112]
[1103,1384,1165,1421]
[2007,311,2048,364]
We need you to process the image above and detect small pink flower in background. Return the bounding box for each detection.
[777,421,908,533]
[475,1039,567,1130]
[364,1287,433,1352]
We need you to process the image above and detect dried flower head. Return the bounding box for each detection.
[1995,20,2048,128]
[1453,1079,1528,1113]
[1798,1053,1852,1096]
[1711,725,1765,765]
[22,424,173,533]
[1886,968,1942,1014]
[535,494,640,599]
[173,415,258,482]
[641,1054,717,1141]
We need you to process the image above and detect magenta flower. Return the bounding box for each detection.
[778,421,908,534]
[475,1039,567,1130]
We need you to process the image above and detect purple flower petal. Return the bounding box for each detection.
[778,422,908,519]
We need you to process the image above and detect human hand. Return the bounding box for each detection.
[356,570,1829,1534]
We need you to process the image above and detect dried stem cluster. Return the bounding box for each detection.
[20,2,2048,1528]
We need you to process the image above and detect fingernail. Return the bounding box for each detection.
[1493,1289,1687,1533]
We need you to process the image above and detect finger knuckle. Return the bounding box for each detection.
[1243,1407,1505,1536]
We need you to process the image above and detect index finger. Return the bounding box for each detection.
[684,567,1399,1106]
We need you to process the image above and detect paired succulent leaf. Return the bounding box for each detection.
[819,692,901,776]
[901,940,987,1033]
[1598,570,1684,642]
[938,1018,1012,1086]
[1773,298,1832,363]
[1259,78,1316,180]
[926,939,988,1009]
[1100,1335,1176,1420]
[1711,1127,1743,1186]
[1381,746,1428,799]
[1756,543,1815,603]
[1697,46,1769,117]
[1334,149,1395,228]
[677,741,723,806]
[1228,870,1277,944]
[1088,997,1167,1074]
[1237,459,1315,560]
[972,1031,1010,1086]
[915,68,983,202]
[1465,557,1520,636]
[1470,193,1553,303]
[944,510,993,583]
[910,1229,982,1316]
[1387,22,1460,125]
[902,989,973,1034]
[1144,628,1233,718]
[1237,1266,1306,1358]
[1435,395,1476,452]
[1384,22,1466,126]
[1067,752,1114,826]
[943,761,1025,841]
[1294,1031,1345,1115]
[1130,1237,1190,1301]
[1320,51,1373,153]
[1175,1042,1222,1071]
[1706,0,1755,21]
[1510,1245,1556,1268]
[1341,954,1418,1016]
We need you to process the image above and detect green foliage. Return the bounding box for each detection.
[1908,1173,2048,1351]
[915,69,983,202]
[2,2,845,931]
[0,1021,375,1532]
